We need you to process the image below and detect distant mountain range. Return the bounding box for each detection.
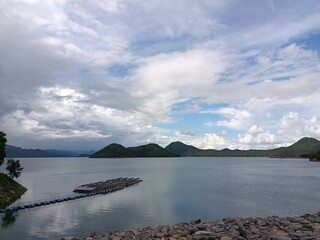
[6,145,95,158]
[165,137,320,158]
[6,137,320,159]
[90,137,320,158]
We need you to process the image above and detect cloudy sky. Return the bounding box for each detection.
[1,0,320,151]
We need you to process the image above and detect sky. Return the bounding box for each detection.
[0,0,320,151]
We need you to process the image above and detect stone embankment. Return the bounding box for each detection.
[62,212,320,240]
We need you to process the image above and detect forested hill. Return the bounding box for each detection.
[165,137,320,158]
[6,137,320,159]
[90,143,179,158]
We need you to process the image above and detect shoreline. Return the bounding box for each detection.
[62,212,320,240]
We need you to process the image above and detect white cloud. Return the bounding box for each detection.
[201,133,228,150]
[1,0,320,150]
[0,86,170,149]
[248,125,264,134]
[238,131,277,148]
[215,108,252,130]
[279,112,320,139]
[91,0,124,13]
[173,131,229,150]
[127,47,230,122]
[135,48,227,94]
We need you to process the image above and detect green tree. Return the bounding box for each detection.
[0,131,7,166]
[6,159,23,179]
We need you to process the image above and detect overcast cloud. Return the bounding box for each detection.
[0,0,320,151]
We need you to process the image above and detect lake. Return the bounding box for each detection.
[1,157,320,239]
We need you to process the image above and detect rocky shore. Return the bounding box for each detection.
[62,212,320,240]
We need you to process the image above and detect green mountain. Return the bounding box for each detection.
[165,142,268,157]
[11,137,319,159]
[90,143,135,158]
[90,143,178,158]
[165,137,320,158]
[308,150,320,161]
[270,137,320,158]
[165,141,201,156]
[128,143,178,157]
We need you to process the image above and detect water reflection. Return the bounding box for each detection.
[1,211,19,228]
[1,157,320,240]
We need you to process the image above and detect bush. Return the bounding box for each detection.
[6,159,23,179]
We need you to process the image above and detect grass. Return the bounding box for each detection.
[0,173,27,208]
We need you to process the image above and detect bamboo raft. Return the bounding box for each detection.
[73,177,143,193]
[0,177,142,213]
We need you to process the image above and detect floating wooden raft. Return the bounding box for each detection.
[0,177,143,213]
[73,177,143,193]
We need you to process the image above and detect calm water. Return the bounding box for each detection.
[1,157,320,239]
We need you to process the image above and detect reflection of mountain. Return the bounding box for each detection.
[6,145,95,158]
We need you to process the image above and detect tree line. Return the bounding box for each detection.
[0,131,23,179]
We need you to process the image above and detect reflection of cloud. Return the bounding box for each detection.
[29,204,80,238]
[4,157,183,238]
[2,156,320,239]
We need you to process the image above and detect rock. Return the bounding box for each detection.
[238,226,249,238]
[192,230,215,240]
[177,237,187,240]
[270,228,291,240]
[122,236,136,240]
[250,225,260,235]
[220,236,232,240]
[190,219,201,225]
[270,235,292,240]
[114,231,126,237]
[195,223,208,231]
[257,220,267,227]
[61,237,80,240]
[193,230,212,235]
[300,237,316,240]
[227,229,240,238]
[170,229,189,238]
[68,212,320,240]
[139,230,154,239]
